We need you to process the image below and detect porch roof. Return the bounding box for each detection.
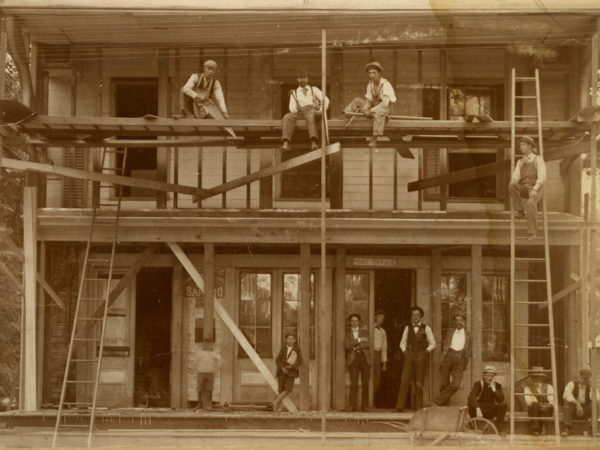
[35,208,583,246]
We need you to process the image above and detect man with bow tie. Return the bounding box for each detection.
[395,306,436,411]
[272,334,303,412]
[343,61,397,148]
[345,313,371,412]
[434,312,471,406]
[281,72,329,152]
[561,368,600,436]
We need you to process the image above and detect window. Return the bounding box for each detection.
[448,149,497,199]
[344,273,370,326]
[239,272,272,358]
[282,273,316,358]
[440,273,468,349]
[113,79,158,198]
[482,274,510,361]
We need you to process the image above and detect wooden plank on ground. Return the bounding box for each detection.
[197,143,340,201]
[167,242,298,412]
[1,157,207,197]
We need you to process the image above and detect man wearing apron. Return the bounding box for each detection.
[344,61,397,148]
[178,60,229,120]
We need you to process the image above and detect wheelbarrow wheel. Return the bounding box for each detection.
[462,417,499,435]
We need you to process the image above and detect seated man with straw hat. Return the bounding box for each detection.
[524,366,554,436]
[343,61,396,148]
[467,365,507,434]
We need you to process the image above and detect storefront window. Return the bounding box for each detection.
[441,273,468,348]
[345,273,370,326]
[239,272,272,358]
[282,273,316,358]
[482,274,510,361]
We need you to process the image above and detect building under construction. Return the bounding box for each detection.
[0,1,598,443]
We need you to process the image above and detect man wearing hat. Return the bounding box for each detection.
[467,365,507,433]
[561,368,600,436]
[345,313,371,411]
[281,72,329,152]
[524,366,554,435]
[343,61,397,148]
[434,312,471,406]
[179,60,229,120]
[395,306,436,412]
[509,136,547,240]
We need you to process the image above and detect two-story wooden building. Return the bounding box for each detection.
[0,1,598,415]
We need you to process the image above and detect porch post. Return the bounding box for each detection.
[333,247,346,410]
[298,244,311,409]
[430,249,442,406]
[204,243,215,342]
[471,245,483,382]
[22,186,37,410]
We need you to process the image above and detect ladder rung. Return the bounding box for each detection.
[514,301,548,304]
[515,96,537,99]
[517,368,554,372]
[70,359,99,363]
[84,278,108,282]
[87,258,110,262]
[514,323,550,327]
[104,149,126,154]
[514,257,546,262]
[59,424,90,428]
[80,298,106,301]
[514,279,546,283]
[66,380,96,383]
[77,317,103,321]
[514,115,538,118]
[515,77,536,81]
[63,402,93,405]
[514,346,551,349]
[73,338,101,341]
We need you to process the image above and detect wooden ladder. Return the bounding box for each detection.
[52,147,127,448]
[509,69,560,443]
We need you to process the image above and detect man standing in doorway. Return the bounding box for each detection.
[281,72,329,152]
[509,136,546,240]
[272,334,303,412]
[396,306,436,412]
[343,61,397,148]
[373,310,388,397]
[345,313,371,412]
[178,60,229,120]
[434,312,471,405]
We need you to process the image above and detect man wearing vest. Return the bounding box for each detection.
[178,60,229,120]
[467,365,507,434]
[343,61,397,148]
[281,72,329,152]
[345,313,371,412]
[434,312,471,406]
[395,306,436,412]
[509,136,546,240]
[524,366,554,435]
[561,368,600,437]
[272,333,303,412]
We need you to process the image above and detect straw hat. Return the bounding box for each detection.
[365,61,384,74]
[530,366,547,378]
[482,365,497,374]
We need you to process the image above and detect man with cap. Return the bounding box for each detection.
[524,366,554,435]
[343,61,397,148]
[467,365,507,433]
[395,306,436,412]
[434,312,471,406]
[561,368,600,437]
[281,72,329,152]
[272,333,303,412]
[373,310,388,397]
[179,60,229,120]
[509,136,547,240]
[345,313,371,411]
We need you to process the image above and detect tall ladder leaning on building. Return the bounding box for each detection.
[509,68,560,443]
[52,147,128,448]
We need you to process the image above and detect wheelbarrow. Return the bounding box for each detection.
[374,406,500,446]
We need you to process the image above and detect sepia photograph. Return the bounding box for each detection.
[0,0,599,448]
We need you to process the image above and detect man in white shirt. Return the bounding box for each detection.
[178,60,229,120]
[395,306,436,412]
[193,342,223,411]
[343,61,397,148]
[509,136,546,240]
[434,312,471,406]
[561,368,600,436]
[281,72,329,151]
[373,310,388,397]
[524,366,554,435]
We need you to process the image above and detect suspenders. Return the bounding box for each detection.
[290,86,320,111]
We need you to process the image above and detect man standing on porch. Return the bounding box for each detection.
[281,72,329,152]
[272,334,303,412]
[178,60,229,120]
[434,312,471,405]
[373,310,388,396]
[345,313,371,412]
[508,136,546,240]
[395,306,435,412]
[343,61,397,148]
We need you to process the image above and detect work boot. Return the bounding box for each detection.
[311,139,320,150]
[281,140,291,152]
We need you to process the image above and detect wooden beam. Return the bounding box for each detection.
[430,249,442,406]
[170,263,183,408]
[298,244,311,410]
[471,245,483,386]
[407,143,591,192]
[22,186,37,411]
[203,243,215,343]
[167,242,298,412]
[197,143,340,201]
[1,157,207,197]
[333,247,346,411]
